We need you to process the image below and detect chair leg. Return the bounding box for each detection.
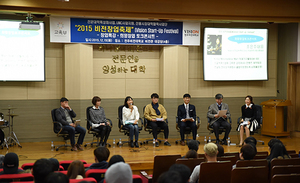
[84,134,100,147]
[55,140,71,151]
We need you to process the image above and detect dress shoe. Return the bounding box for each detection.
[76,144,83,151]
[164,141,171,146]
[222,139,228,145]
[134,141,139,148]
[71,145,78,151]
[155,142,159,147]
[216,139,220,144]
[130,141,134,148]
[180,140,186,146]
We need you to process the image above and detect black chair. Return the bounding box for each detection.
[175,116,200,144]
[84,106,112,147]
[236,104,264,145]
[117,105,143,146]
[142,106,168,144]
[207,107,232,143]
[51,108,79,151]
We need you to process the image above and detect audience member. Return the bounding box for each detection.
[32,159,54,183]
[266,142,290,161]
[144,93,171,147]
[86,146,110,171]
[105,162,132,183]
[48,158,60,171]
[158,171,182,183]
[216,144,224,157]
[89,96,111,146]
[185,150,198,159]
[0,152,23,175]
[108,155,125,168]
[189,143,218,183]
[187,140,199,152]
[45,172,69,183]
[244,136,257,146]
[268,138,283,149]
[239,144,257,160]
[67,160,86,179]
[169,164,191,183]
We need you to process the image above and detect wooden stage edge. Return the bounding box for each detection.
[1,135,299,174]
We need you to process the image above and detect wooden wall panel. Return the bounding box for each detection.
[93,79,126,98]
[125,79,159,98]
[45,58,63,79]
[189,79,213,98]
[0,82,28,100]
[27,79,62,99]
[247,79,277,96]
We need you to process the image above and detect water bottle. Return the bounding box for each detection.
[153,139,156,147]
[208,137,211,143]
[113,139,116,148]
[51,141,55,151]
[204,136,207,144]
[119,139,122,147]
[227,137,231,146]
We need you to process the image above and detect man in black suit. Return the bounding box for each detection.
[55,97,86,151]
[177,94,197,146]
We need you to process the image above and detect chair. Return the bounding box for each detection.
[217,156,237,167]
[231,166,268,183]
[207,107,232,143]
[84,163,92,168]
[290,154,299,158]
[85,169,106,183]
[198,154,205,159]
[224,152,240,160]
[236,159,268,167]
[140,154,181,183]
[59,160,87,170]
[0,173,33,182]
[256,151,269,156]
[271,165,300,178]
[176,158,205,172]
[236,104,265,145]
[21,162,64,171]
[84,106,112,147]
[70,177,97,183]
[51,108,79,151]
[117,105,143,146]
[175,116,201,144]
[199,161,232,183]
[142,106,169,144]
[271,174,300,183]
[103,175,143,183]
[270,158,300,168]
[253,154,268,159]
[287,150,296,154]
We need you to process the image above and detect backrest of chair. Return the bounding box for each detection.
[231,166,268,183]
[236,159,268,167]
[270,158,300,168]
[86,169,107,182]
[289,154,299,158]
[51,108,61,133]
[256,151,269,156]
[118,105,124,128]
[86,106,93,129]
[0,173,34,182]
[287,150,296,154]
[271,174,300,183]
[176,158,205,172]
[70,177,97,183]
[21,163,34,170]
[152,154,181,183]
[132,174,143,183]
[255,105,262,124]
[253,154,268,159]
[198,154,205,159]
[51,108,57,122]
[199,161,232,183]
[217,156,237,167]
[223,152,239,159]
[59,160,87,170]
[271,165,300,178]
[143,106,149,127]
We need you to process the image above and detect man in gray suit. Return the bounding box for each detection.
[207,94,231,145]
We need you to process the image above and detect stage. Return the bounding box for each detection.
[1,135,299,174]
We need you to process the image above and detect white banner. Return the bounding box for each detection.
[50,17,70,43]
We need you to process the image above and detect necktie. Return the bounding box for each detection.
[186,104,190,118]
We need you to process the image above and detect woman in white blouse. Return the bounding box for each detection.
[122,96,140,148]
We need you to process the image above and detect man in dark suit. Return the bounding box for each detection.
[177,94,197,146]
[55,97,86,151]
[207,93,231,145]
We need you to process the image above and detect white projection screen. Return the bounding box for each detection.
[203,27,268,81]
[0,20,45,81]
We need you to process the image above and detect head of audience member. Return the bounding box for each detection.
[60,97,69,109]
[204,143,218,161]
[268,138,283,150]
[244,137,257,146]
[183,93,191,104]
[92,96,101,107]
[94,146,110,163]
[216,144,224,157]
[0,155,4,169]
[158,171,182,183]
[105,162,132,183]
[185,150,198,159]
[2,152,19,174]
[187,140,199,152]
[108,155,125,168]
[240,144,256,160]
[45,172,69,183]
[245,95,254,105]
[151,93,159,104]
[48,158,60,171]
[267,142,290,161]
[169,164,191,183]
[215,93,223,105]
[124,96,134,108]
[32,159,54,183]
[67,160,86,179]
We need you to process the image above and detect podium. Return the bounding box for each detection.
[260,99,292,137]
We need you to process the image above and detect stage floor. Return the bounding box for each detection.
[1,135,299,173]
